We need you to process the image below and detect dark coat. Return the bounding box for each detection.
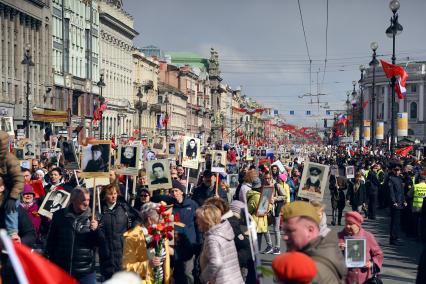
[172,197,200,245]
[330,176,346,210]
[191,183,228,206]
[98,201,140,279]
[388,175,405,208]
[46,207,99,279]
[347,181,366,209]
[367,171,380,195]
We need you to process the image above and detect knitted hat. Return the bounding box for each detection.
[282,201,320,225]
[252,177,262,189]
[22,184,35,196]
[171,179,186,193]
[35,169,45,176]
[272,252,317,283]
[230,200,245,216]
[345,211,364,228]
[279,172,288,183]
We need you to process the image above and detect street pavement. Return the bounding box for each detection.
[260,191,421,284]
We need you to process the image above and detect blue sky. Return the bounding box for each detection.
[124,0,426,126]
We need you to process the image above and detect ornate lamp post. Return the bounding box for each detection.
[136,87,143,139]
[351,81,357,134]
[386,0,403,155]
[96,73,106,139]
[21,45,34,138]
[164,94,170,141]
[369,41,379,149]
[359,65,366,144]
[346,92,350,136]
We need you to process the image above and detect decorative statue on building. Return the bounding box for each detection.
[106,0,123,8]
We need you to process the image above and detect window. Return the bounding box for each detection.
[411,85,417,93]
[382,87,385,94]
[408,129,415,136]
[410,102,417,119]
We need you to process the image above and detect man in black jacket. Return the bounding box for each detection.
[191,170,227,206]
[388,165,407,246]
[46,187,99,284]
[367,164,381,220]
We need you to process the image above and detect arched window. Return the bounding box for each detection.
[410,102,417,119]
[380,103,384,119]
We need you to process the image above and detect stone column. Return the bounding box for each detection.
[384,85,389,121]
[399,97,404,113]
[419,83,424,121]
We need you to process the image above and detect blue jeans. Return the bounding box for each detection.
[5,200,19,235]
[77,272,97,284]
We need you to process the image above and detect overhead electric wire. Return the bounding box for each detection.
[320,0,329,93]
[297,0,313,96]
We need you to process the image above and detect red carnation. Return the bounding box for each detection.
[153,234,161,242]
[174,213,180,223]
[167,233,173,240]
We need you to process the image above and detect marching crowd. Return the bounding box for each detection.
[0,130,425,284]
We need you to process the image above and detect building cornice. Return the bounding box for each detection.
[99,12,138,40]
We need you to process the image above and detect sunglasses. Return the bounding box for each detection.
[141,194,149,197]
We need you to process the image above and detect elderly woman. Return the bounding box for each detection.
[338,211,384,284]
[122,202,172,284]
[196,205,244,284]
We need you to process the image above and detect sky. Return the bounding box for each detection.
[124,0,426,127]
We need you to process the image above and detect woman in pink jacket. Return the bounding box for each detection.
[338,211,384,284]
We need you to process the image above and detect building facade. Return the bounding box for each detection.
[98,0,137,140]
[0,0,52,141]
[361,61,426,142]
[51,0,100,139]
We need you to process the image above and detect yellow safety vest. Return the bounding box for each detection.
[364,170,369,179]
[413,182,426,212]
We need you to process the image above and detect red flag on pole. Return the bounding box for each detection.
[380,59,408,99]
[395,145,413,157]
[362,100,369,109]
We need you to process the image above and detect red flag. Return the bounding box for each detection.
[380,60,408,100]
[0,233,78,284]
[395,145,413,157]
[362,100,369,109]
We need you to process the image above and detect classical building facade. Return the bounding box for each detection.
[0,0,52,141]
[361,61,426,141]
[51,0,100,139]
[98,0,137,140]
[133,50,159,137]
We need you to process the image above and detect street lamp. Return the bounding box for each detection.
[96,73,106,139]
[359,65,366,144]
[369,42,379,149]
[351,81,357,134]
[386,0,403,155]
[21,45,34,138]
[346,93,350,136]
[136,87,143,139]
[164,94,169,141]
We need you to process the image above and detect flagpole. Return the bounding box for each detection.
[0,230,30,284]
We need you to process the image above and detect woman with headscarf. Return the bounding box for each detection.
[338,211,384,284]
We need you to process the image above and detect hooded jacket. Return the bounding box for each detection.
[172,197,200,245]
[0,131,23,206]
[200,220,244,284]
[300,232,347,284]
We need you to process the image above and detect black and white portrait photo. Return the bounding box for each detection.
[260,149,267,157]
[298,161,329,201]
[345,239,366,268]
[61,141,79,170]
[168,142,176,155]
[146,159,172,191]
[228,174,239,189]
[211,150,226,173]
[81,141,111,177]
[152,136,165,151]
[24,143,35,159]
[0,117,14,136]
[182,136,200,169]
[145,150,156,161]
[346,166,355,179]
[117,145,140,176]
[14,148,24,160]
[38,190,71,219]
[256,186,274,217]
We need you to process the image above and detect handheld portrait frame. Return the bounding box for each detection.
[80,140,111,178]
[256,186,274,217]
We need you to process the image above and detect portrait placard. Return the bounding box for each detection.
[271,160,285,173]
[345,166,355,179]
[144,149,157,161]
[298,161,329,201]
[80,140,111,178]
[49,135,58,149]
[330,165,339,177]
[211,150,227,173]
[188,167,200,184]
[61,140,79,170]
[167,142,177,156]
[256,186,274,217]
[117,145,140,176]
[38,190,71,219]
[0,117,14,136]
[345,238,366,268]
[182,136,200,169]
[228,174,239,189]
[152,136,166,153]
[14,148,24,160]
[146,159,172,191]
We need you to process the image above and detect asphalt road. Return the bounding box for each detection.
[260,191,421,284]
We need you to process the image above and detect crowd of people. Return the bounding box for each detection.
[0,130,425,284]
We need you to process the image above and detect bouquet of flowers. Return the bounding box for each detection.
[147,202,174,284]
